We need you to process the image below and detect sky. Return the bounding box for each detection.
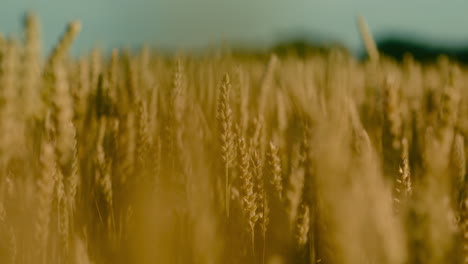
[1,0,468,56]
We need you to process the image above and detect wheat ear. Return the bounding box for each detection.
[357,15,379,62]
[267,141,283,200]
[47,21,81,68]
[238,136,258,252]
[216,73,235,217]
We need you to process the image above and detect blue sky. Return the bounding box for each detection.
[1,0,467,56]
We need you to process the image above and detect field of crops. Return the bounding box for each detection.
[0,14,467,264]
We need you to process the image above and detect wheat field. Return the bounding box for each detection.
[0,14,467,264]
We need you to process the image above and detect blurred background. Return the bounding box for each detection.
[1,0,468,57]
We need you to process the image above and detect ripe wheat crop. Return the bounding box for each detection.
[0,14,467,264]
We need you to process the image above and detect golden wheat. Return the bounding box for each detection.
[0,14,466,264]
